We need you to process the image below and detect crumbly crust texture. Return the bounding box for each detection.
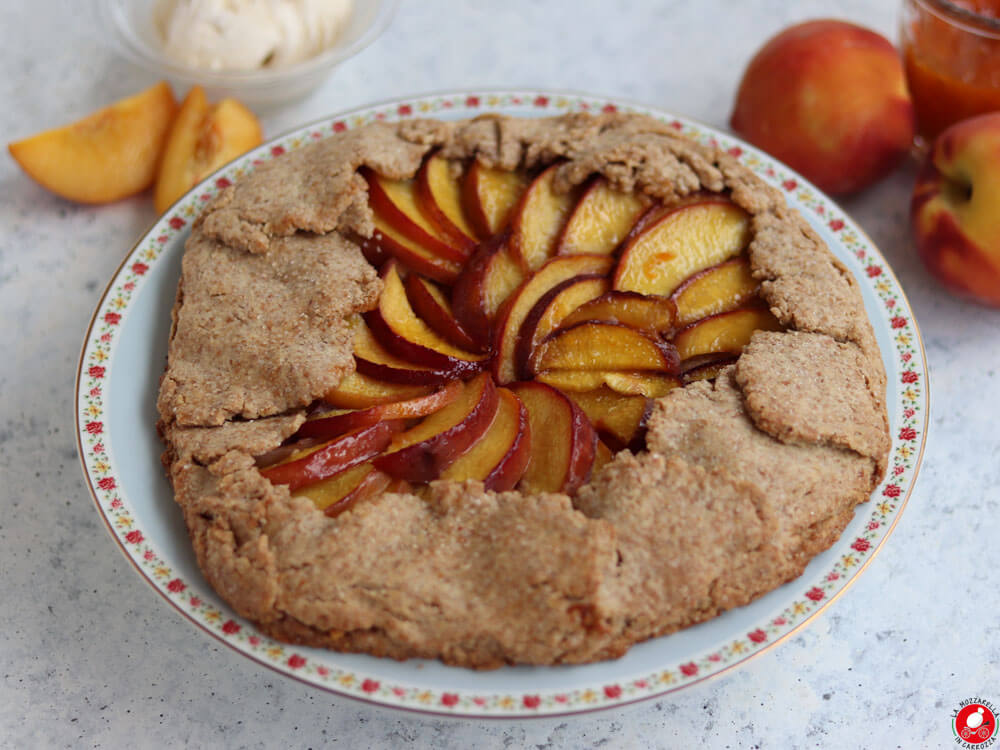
[157,113,890,668]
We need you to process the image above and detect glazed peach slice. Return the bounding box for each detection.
[9,81,178,204]
[374,373,499,482]
[366,262,488,375]
[154,85,262,212]
[516,275,609,379]
[323,371,432,409]
[510,163,582,271]
[352,318,455,385]
[508,381,597,495]
[404,274,483,353]
[451,230,525,346]
[613,198,751,297]
[533,321,680,375]
[681,354,739,384]
[493,254,614,384]
[441,387,531,491]
[557,291,677,335]
[416,152,478,250]
[363,167,468,262]
[361,218,462,284]
[299,379,463,440]
[260,421,400,492]
[564,387,652,451]
[293,462,393,518]
[538,370,681,399]
[463,161,529,238]
[673,307,783,361]
[555,177,650,256]
[671,256,760,325]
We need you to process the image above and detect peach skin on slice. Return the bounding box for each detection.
[361,218,462,284]
[363,167,468,262]
[299,379,463,440]
[441,387,531,491]
[366,262,488,376]
[557,291,677,335]
[352,317,455,385]
[534,321,680,375]
[374,372,499,482]
[416,152,478,250]
[463,161,529,238]
[323,371,432,409]
[492,254,614,384]
[508,381,596,495]
[564,387,651,452]
[613,198,751,297]
[260,421,400,492]
[671,256,760,325]
[510,163,582,271]
[673,307,783,361]
[9,81,178,204]
[293,462,393,518]
[516,275,609,379]
[404,273,484,353]
[451,230,526,346]
[555,177,650,256]
[153,85,262,213]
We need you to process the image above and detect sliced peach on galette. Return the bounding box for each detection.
[256,154,784,508]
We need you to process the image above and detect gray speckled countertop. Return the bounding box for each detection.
[2,1,997,747]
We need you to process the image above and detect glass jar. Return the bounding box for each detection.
[901,0,1000,142]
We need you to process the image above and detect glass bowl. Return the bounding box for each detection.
[97,0,398,108]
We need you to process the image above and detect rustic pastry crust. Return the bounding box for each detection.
[157,113,890,668]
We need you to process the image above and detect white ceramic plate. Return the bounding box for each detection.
[76,90,928,718]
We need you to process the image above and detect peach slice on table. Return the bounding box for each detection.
[260,421,400,492]
[293,462,393,518]
[492,254,615,384]
[673,307,783,361]
[451,230,526,346]
[557,291,677,335]
[404,273,483,353]
[153,85,262,213]
[516,275,609,379]
[323,371,433,409]
[441,387,531,491]
[366,262,488,375]
[671,256,760,325]
[352,317,455,385]
[9,81,178,204]
[613,198,751,297]
[374,372,499,482]
[510,163,583,271]
[299,379,464,440]
[416,152,478,250]
[463,160,530,238]
[555,177,650,256]
[533,321,680,375]
[538,369,681,399]
[509,381,596,495]
[363,167,469,262]
[361,218,462,285]
[564,387,652,452]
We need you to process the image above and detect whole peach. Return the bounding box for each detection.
[730,20,915,195]
[912,112,1000,306]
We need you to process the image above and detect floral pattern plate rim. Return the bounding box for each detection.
[75,90,928,719]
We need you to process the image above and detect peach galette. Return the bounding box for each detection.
[158,113,890,668]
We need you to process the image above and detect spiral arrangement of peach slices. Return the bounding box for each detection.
[255,153,783,517]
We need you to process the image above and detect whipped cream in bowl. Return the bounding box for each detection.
[99,0,397,107]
